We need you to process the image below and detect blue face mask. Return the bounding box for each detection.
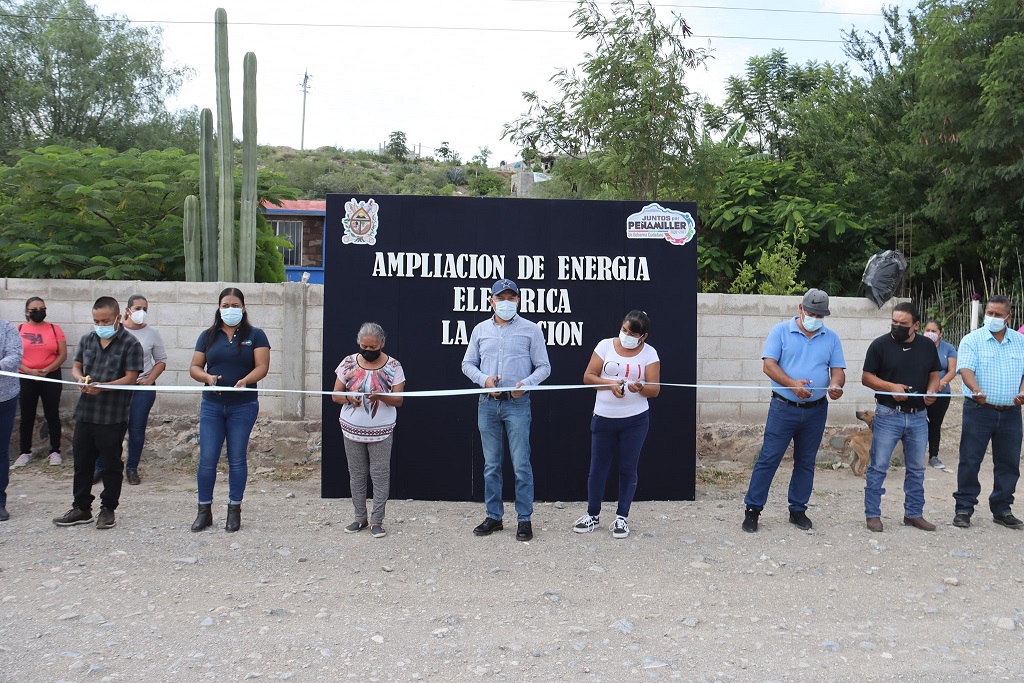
[803,315,823,332]
[984,315,1007,333]
[94,324,117,339]
[493,300,517,321]
[220,307,244,326]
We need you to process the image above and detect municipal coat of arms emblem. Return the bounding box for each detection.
[342,198,379,245]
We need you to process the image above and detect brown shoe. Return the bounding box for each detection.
[866,517,883,532]
[903,516,936,531]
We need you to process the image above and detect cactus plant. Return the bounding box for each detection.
[214,7,235,282]
[183,195,201,281]
[445,167,467,185]
[199,108,217,281]
[238,51,258,283]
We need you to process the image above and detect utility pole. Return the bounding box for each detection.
[299,69,312,150]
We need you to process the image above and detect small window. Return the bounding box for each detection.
[272,220,303,266]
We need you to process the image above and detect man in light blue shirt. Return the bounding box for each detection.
[742,289,846,533]
[953,295,1024,530]
[0,318,24,521]
[462,278,551,542]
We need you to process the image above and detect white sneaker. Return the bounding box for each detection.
[573,514,600,533]
[47,452,62,466]
[611,516,630,539]
[12,453,31,468]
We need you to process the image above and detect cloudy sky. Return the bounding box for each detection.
[88,0,909,164]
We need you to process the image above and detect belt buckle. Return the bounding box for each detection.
[493,391,510,401]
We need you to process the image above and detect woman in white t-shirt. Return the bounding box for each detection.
[332,322,405,538]
[573,310,660,539]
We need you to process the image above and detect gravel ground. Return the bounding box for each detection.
[2,452,1024,683]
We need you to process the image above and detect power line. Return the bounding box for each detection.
[496,0,885,18]
[0,12,862,44]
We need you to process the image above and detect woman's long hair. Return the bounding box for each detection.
[202,287,253,353]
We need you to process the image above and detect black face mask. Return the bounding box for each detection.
[27,310,46,323]
[890,324,911,342]
[359,349,382,362]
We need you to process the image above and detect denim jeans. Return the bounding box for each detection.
[197,400,259,505]
[864,404,927,518]
[953,400,1022,516]
[478,394,533,522]
[744,396,827,512]
[588,411,650,518]
[96,389,156,475]
[0,395,17,508]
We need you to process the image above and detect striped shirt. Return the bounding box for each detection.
[957,327,1024,406]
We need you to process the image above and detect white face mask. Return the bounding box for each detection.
[802,315,823,332]
[619,331,641,349]
[129,309,147,325]
[493,300,517,321]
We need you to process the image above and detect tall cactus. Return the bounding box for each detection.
[238,51,258,283]
[199,108,218,281]
[214,7,236,282]
[183,195,201,281]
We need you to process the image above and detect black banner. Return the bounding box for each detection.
[322,195,697,501]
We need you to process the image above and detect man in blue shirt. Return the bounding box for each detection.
[462,278,551,541]
[953,295,1024,530]
[743,289,846,532]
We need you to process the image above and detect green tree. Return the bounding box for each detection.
[436,141,460,165]
[385,131,409,161]
[0,0,192,155]
[0,145,294,280]
[471,146,491,167]
[502,0,709,200]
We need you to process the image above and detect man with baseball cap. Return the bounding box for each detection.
[462,278,551,541]
[742,288,847,532]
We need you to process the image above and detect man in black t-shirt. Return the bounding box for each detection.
[861,301,941,532]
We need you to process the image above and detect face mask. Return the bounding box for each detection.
[802,316,823,332]
[129,310,147,325]
[220,307,244,326]
[493,300,517,321]
[984,315,1007,333]
[619,331,642,349]
[890,324,911,342]
[924,331,939,343]
[27,310,46,323]
[94,325,117,339]
[359,349,382,362]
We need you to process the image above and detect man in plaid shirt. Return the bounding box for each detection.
[953,294,1024,530]
[52,297,142,530]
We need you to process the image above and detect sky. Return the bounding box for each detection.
[87,0,910,164]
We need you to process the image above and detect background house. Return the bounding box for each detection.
[262,199,326,283]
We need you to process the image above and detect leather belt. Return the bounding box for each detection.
[878,402,922,414]
[971,398,1015,412]
[772,393,826,408]
[489,391,511,401]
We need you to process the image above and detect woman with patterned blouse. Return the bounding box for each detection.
[332,322,405,538]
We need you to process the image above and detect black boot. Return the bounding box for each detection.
[191,503,213,532]
[225,503,241,533]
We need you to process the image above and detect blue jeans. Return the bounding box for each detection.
[197,400,259,505]
[744,396,827,512]
[864,404,927,518]
[954,400,1022,516]
[478,394,533,522]
[96,389,156,475]
[588,411,650,518]
[0,395,17,508]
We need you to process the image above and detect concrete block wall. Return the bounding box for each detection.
[0,279,323,422]
[696,293,904,425]
[2,279,899,427]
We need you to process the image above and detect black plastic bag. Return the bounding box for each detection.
[860,250,907,308]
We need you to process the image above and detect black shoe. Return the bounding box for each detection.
[53,508,93,526]
[225,503,241,533]
[952,512,971,528]
[742,506,760,533]
[516,521,533,541]
[993,512,1024,530]
[789,511,812,530]
[126,469,141,486]
[92,471,103,485]
[191,503,213,532]
[0,506,8,522]
[473,517,503,536]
